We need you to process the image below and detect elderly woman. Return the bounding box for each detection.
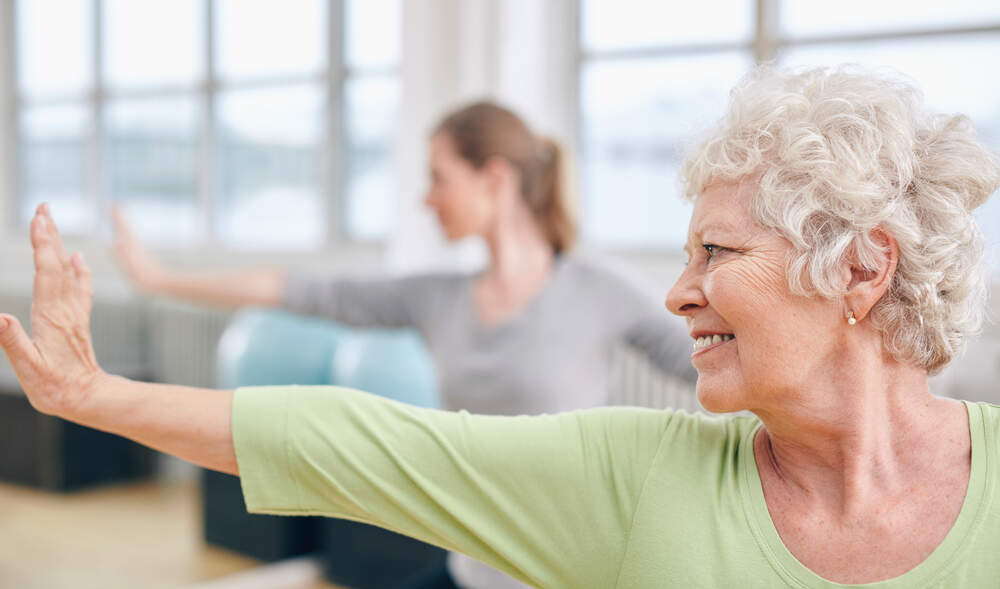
[2,66,999,587]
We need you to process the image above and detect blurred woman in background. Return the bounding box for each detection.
[112,101,696,589]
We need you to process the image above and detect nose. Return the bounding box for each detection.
[665,263,707,318]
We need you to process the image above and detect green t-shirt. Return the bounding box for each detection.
[233,386,999,588]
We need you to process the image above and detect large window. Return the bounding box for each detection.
[13,0,401,249]
[579,0,1000,254]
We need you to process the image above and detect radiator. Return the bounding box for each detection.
[145,300,232,387]
[609,345,702,413]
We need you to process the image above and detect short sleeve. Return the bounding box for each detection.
[232,385,674,587]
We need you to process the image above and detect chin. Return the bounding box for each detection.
[440,224,470,241]
[695,379,745,414]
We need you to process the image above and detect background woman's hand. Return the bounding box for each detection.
[0,204,105,417]
[111,205,166,292]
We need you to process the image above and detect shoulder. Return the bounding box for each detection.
[396,270,473,291]
[647,411,760,482]
[971,401,1000,453]
[573,406,755,460]
[658,410,757,450]
[557,252,662,301]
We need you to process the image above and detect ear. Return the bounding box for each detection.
[844,227,898,322]
[481,156,519,200]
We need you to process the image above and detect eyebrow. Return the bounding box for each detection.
[697,221,738,236]
[682,219,744,258]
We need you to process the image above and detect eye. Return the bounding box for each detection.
[702,243,725,259]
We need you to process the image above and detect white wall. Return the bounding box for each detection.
[386,0,587,275]
[386,0,487,274]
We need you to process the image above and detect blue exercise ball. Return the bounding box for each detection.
[329,330,439,409]
[216,308,345,388]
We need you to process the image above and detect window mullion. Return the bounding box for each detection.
[4,0,18,231]
[755,0,780,64]
[567,0,581,152]
[200,0,216,246]
[89,0,104,235]
[326,0,345,245]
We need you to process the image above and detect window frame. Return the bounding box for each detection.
[575,0,1000,253]
[4,0,400,252]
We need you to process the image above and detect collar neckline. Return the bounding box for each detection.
[738,401,991,588]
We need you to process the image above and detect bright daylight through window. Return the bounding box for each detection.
[13,0,401,249]
[579,0,1000,258]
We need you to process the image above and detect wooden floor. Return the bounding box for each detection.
[0,479,340,589]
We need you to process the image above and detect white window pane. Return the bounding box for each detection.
[20,105,92,233]
[215,86,324,249]
[782,37,1000,138]
[16,0,92,98]
[783,0,1000,37]
[580,54,751,248]
[215,0,326,81]
[105,98,200,245]
[345,0,401,69]
[344,75,399,239]
[103,0,203,89]
[783,36,1000,272]
[582,0,752,52]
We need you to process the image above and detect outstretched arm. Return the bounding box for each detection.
[111,206,284,309]
[1,207,676,586]
[1,204,238,474]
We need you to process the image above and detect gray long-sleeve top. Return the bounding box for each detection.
[283,253,697,589]
[283,254,696,416]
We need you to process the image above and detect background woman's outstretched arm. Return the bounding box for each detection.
[111,206,285,309]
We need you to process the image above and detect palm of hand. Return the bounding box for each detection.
[0,204,102,416]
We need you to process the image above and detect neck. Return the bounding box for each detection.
[482,197,554,290]
[752,342,964,516]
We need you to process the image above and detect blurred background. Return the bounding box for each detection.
[0,1,998,588]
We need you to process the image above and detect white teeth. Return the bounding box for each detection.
[692,334,734,351]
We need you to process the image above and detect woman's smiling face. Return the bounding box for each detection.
[666,180,847,413]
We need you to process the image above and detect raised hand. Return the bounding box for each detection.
[111,204,166,291]
[0,204,105,417]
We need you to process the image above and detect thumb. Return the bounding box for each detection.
[0,314,40,375]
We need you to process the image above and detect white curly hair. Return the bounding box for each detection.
[681,65,1000,374]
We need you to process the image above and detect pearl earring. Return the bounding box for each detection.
[847,311,857,325]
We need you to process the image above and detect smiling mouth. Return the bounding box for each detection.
[692,334,735,353]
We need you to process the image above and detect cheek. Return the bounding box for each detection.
[437,188,465,216]
[703,262,803,378]
[704,262,786,322]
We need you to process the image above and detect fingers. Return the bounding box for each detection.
[31,213,69,306]
[110,205,140,267]
[30,204,91,308]
[0,314,41,378]
[31,210,65,272]
[71,252,94,306]
[111,204,132,241]
[36,204,71,268]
